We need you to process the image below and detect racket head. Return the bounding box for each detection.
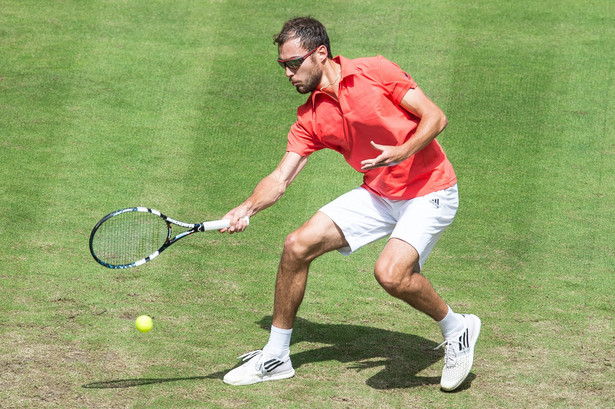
[89,207,171,269]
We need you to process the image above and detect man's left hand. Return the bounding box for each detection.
[360,141,407,170]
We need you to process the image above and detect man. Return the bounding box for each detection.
[220,17,480,391]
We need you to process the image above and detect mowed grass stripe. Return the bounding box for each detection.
[0,2,99,321]
[0,2,85,247]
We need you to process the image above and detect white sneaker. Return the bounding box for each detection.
[223,350,295,386]
[436,314,481,391]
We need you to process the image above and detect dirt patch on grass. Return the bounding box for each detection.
[0,327,143,408]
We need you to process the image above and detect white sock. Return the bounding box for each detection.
[263,325,293,356]
[437,306,464,338]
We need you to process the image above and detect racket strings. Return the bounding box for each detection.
[92,212,169,266]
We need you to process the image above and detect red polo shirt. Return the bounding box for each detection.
[287,55,456,200]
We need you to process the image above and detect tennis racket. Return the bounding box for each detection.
[89,207,248,269]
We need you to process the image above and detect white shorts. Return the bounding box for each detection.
[319,184,458,271]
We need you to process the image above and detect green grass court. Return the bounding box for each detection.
[1,1,613,407]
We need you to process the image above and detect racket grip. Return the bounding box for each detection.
[199,217,249,232]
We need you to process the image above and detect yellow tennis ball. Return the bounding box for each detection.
[135,315,153,333]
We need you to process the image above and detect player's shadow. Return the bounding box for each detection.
[255,316,443,390]
[83,316,476,390]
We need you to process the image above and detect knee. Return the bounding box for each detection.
[374,259,417,297]
[283,230,313,262]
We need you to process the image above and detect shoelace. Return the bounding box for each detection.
[237,350,262,362]
[237,349,289,375]
[236,350,268,373]
[434,339,463,367]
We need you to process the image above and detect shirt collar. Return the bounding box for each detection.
[335,55,360,78]
[310,55,357,102]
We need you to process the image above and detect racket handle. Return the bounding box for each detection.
[199,217,249,232]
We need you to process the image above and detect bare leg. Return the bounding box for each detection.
[374,238,448,321]
[272,212,348,329]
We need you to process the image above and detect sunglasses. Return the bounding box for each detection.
[277,46,319,71]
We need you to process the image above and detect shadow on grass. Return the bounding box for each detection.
[83,316,478,390]
[82,376,216,389]
[265,316,442,390]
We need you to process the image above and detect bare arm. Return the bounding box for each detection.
[221,151,308,233]
[360,86,448,170]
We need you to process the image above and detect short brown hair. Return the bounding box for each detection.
[273,17,333,59]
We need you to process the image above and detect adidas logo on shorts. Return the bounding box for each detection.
[430,198,440,208]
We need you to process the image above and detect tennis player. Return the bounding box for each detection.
[220,17,480,391]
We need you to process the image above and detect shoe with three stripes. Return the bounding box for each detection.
[435,314,481,391]
[223,349,295,386]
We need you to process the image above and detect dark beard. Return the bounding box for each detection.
[295,69,323,94]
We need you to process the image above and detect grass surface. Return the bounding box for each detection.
[1,0,614,408]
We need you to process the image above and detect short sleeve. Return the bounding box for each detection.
[377,55,417,104]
